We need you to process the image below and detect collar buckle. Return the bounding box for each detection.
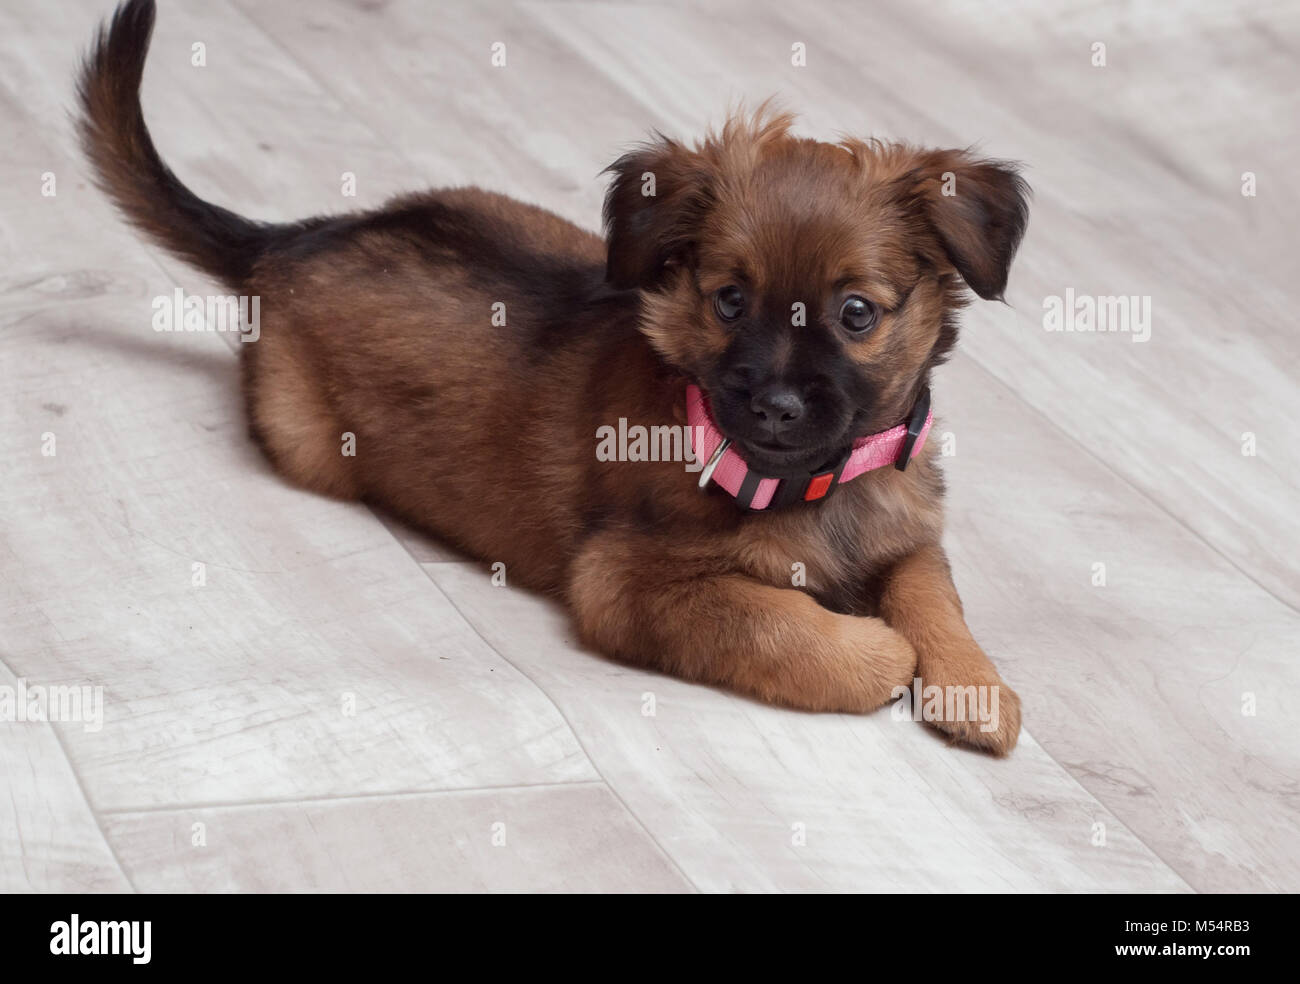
[760,445,853,511]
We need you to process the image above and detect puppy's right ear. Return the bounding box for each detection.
[602,136,713,290]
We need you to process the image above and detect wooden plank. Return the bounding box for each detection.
[103,782,691,892]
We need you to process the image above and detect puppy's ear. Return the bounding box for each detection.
[602,136,713,290]
[912,152,1030,301]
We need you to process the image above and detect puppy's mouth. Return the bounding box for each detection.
[729,436,847,478]
[692,388,851,478]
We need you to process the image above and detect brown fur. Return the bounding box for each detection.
[78,0,1029,753]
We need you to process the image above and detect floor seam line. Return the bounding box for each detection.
[0,653,140,894]
[100,779,611,816]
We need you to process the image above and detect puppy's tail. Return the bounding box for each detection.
[77,0,280,287]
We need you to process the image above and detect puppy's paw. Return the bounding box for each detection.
[878,630,921,686]
[853,620,919,712]
[916,669,1021,756]
[773,617,917,714]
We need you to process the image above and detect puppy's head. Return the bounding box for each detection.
[603,109,1029,478]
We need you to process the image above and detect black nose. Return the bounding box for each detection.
[750,385,804,423]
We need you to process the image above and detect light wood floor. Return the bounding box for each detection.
[2,0,1296,892]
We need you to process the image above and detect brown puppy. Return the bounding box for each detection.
[79,0,1029,753]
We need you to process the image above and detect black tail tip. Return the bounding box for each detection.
[78,0,158,99]
[109,0,157,38]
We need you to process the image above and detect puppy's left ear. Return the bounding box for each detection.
[602,136,713,290]
[914,153,1030,301]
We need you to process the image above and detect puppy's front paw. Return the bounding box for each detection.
[851,620,919,712]
[776,617,917,714]
[915,669,1021,756]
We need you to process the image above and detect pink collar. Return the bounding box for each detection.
[686,384,933,510]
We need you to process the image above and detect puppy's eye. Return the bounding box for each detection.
[839,296,879,334]
[714,285,746,322]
